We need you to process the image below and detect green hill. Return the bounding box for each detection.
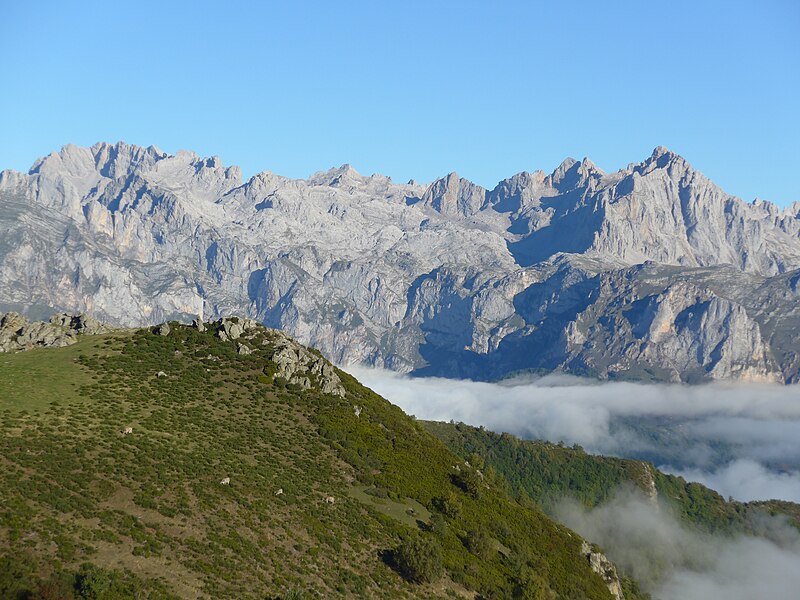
[422,421,800,534]
[0,319,643,599]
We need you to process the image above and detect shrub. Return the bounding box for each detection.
[464,528,492,559]
[0,554,36,599]
[512,567,550,600]
[393,534,443,584]
[452,468,482,498]
[431,492,461,518]
[35,572,76,600]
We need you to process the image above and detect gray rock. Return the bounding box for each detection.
[217,318,244,340]
[1,142,798,382]
[266,334,345,396]
[581,541,624,600]
[0,311,114,353]
[155,323,171,336]
[228,323,244,339]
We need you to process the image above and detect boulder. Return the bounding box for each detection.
[0,312,114,353]
[581,541,624,600]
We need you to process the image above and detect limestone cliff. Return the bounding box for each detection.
[1,143,798,382]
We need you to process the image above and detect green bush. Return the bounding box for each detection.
[0,554,36,599]
[452,468,482,498]
[393,535,443,584]
[431,491,461,518]
[464,528,492,559]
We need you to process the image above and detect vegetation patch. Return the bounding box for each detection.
[0,321,645,598]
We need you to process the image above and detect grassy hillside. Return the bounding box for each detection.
[423,421,800,534]
[0,321,641,599]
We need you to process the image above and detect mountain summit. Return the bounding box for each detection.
[1,143,798,382]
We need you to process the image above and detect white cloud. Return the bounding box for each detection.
[348,367,800,502]
[662,459,800,504]
[555,490,800,600]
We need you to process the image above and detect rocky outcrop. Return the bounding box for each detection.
[205,317,346,397]
[420,172,487,217]
[640,464,658,506]
[581,541,624,600]
[267,338,346,396]
[0,312,114,352]
[0,142,798,382]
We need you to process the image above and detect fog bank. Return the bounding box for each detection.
[555,490,800,600]
[349,368,800,502]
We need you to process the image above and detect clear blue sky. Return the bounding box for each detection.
[1,0,798,205]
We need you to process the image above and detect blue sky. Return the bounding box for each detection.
[1,0,798,205]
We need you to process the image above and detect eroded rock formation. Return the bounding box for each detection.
[1,143,798,382]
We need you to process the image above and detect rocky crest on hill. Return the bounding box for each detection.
[0,311,113,352]
[582,541,624,600]
[1,143,798,382]
[209,316,346,396]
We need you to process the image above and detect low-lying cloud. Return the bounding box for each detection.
[555,490,800,600]
[348,368,800,502]
[662,459,800,504]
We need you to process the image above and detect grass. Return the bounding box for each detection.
[348,485,432,529]
[0,332,131,411]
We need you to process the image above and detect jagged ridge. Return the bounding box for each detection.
[1,142,798,382]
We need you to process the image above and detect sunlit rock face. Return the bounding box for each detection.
[1,142,798,382]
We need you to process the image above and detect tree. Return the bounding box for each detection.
[393,535,443,584]
[468,452,485,471]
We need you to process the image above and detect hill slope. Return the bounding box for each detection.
[1,143,799,382]
[423,421,800,533]
[0,319,640,599]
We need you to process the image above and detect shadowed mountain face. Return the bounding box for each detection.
[1,142,799,382]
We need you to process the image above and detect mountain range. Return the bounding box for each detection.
[1,142,799,382]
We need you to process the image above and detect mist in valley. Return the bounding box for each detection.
[347,367,800,598]
[556,489,800,600]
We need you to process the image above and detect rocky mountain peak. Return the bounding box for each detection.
[308,164,365,188]
[90,141,169,179]
[29,144,96,178]
[579,157,603,175]
[546,156,604,192]
[550,157,578,182]
[421,171,488,217]
[650,145,674,159]
[637,145,687,174]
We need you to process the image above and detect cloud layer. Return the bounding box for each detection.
[555,490,800,600]
[348,368,800,502]
[662,459,800,503]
